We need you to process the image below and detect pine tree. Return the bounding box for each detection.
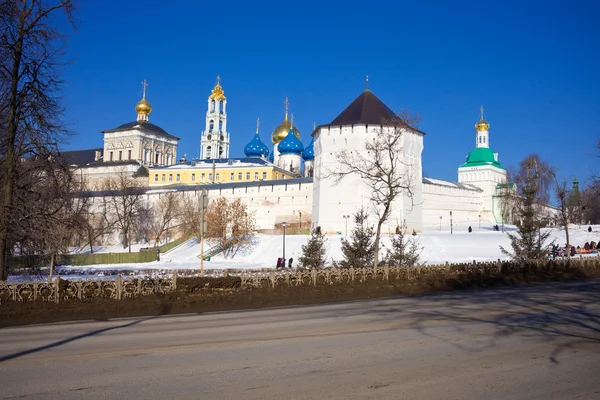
[384,222,422,267]
[337,208,375,268]
[500,158,552,262]
[298,229,328,269]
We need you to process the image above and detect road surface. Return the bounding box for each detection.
[1,280,600,399]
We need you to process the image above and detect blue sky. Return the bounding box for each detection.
[60,0,599,187]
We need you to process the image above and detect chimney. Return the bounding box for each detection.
[95,150,102,161]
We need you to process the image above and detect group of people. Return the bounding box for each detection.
[276,257,293,269]
[550,241,599,258]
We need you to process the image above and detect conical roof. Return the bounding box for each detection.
[330,90,396,125]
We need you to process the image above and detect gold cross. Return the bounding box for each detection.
[366,74,369,89]
[480,105,484,119]
[141,79,148,98]
[256,117,260,134]
[216,75,221,86]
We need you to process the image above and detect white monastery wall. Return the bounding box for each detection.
[421,181,483,227]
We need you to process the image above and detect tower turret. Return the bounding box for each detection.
[200,76,230,159]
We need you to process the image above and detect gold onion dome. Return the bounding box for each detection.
[272,97,300,144]
[272,118,300,144]
[135,97,152,115]
[475,105,489,131]
[209,76,226,101]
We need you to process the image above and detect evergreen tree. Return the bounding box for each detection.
[383,222,422,267]
[337,208,375,268]
[298,228,328,269]
[500,157,552,262]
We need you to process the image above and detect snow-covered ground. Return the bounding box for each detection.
[47,223,600,275]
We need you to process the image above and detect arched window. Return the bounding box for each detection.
[219,101,224,113]
[206,146,212,159]
[210,100,215,113]
[209,120,214,132]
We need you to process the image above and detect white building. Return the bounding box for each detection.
[200,77,230,160]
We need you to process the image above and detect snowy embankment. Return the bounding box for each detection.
[44,223,600,277]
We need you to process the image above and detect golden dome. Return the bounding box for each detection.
[209,76,226,101]
[210,84,226,101]
[135,97,152,115]
[272,117,300,144]
[475,118,489,131]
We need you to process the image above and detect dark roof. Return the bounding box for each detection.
[102,121,180,140]
[60,148,103,167]
[310,89,426,137]
[330,90,396,125]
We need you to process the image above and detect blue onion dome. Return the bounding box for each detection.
[268,150,274,163]
[244,133,269,158]
[278,128,304,155]
[302,137,314,161]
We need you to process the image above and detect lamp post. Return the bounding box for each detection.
[501,212,504,233]
[439,216,442,231]
[342,215,350,237]
[450,211,453,235]
[478,214,481,229]
[282,221,287,262]
[299,211,302,232]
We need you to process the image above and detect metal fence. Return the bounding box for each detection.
[0,274,177,303]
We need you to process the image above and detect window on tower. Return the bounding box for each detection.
[219,101,223,114]
[210,100,215,113]
[209,120,214,132]
[206,146,212,159]
[219,121,223,132]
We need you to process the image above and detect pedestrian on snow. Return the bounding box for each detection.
[588,226,592,232]
[570,246,576,257]
[468,226,472,233]
[288,257,293,269]
[276,257,282,269]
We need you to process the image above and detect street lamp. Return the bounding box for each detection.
[501,212,504,233]
[299,211,302,232]
[342,215,350,237]
[478,214,481,229]
[450,211,453,235]
[282,221,287,262]
[439,216,442,231]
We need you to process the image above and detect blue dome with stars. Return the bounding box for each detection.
[244,133,269,158]
[278,128,304,155]
[302,137,314,161]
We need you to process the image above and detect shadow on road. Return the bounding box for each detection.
[0,302,173,363]
[370,280,600,363]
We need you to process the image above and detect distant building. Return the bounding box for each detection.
[148,157,297,187]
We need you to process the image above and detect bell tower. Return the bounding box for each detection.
[200,76,230,159]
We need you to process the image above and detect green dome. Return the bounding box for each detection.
[460,147,505,169]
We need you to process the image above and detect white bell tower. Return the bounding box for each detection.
[200,76,230,159]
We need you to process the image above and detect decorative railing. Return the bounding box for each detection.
[0,274,177,303]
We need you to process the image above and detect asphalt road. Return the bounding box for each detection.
[1,280,600,400]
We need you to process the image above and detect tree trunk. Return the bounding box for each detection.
[374,220,384,268]
[49,253,55,282]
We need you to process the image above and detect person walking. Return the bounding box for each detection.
[288,257,294,269]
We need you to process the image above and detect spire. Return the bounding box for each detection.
[216,75,221,86]
[256,117,260,134]
[366,74,369,90]
[142,79,148,98]
[284,97,289,120]
[480,105,484,120]
[291,113,295,128]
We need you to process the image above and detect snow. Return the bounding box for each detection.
[54,223,600,273]
[9,223,600,282]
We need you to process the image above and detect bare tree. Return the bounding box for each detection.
[0,0,76,280]
[102,172,145,252]
[331,111,420,268]
[205,197,256,259]
[551,172,572,258]
[79,197,114,254]
[179,195,202,238]
[148,192,181,247]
